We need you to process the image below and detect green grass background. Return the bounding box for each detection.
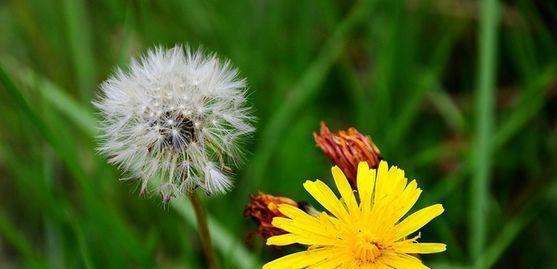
[1,0,556,268]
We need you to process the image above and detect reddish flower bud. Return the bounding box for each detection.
[313,122,381,186]
[244,192,299,239]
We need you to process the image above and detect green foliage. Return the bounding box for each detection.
[0,0,556,268]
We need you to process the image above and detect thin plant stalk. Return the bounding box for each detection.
[471,0,499,262]
[188,191,220,269]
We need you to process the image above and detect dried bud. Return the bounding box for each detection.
[244,192,298,239]
[313,121,381,186]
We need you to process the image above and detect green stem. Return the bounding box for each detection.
[188,191,220,269]
[471,0,499,262]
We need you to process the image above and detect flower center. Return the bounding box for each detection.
[170,114,196,144]
[354,231,383,263]
[151,111,197,152]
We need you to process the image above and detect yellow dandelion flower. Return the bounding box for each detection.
[263,161,446,269]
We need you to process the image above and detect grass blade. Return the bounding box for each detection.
[246,0,377,190]
[61,0,96,101]
[0,211,50,269]
[474,178,557,269]
[470,0,499,261]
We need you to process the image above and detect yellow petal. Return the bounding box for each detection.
[267,233,334,246]
[390,167,408,198]
[303,180,347,219]
[356,161,374,213]
[372,161,390,205]
[332,166,358,214]
[306,253,347,269]
[393,180,422,222]
[267,234,298,246]
[262,248,338,269]
[393,242,447,254]
[394,204,444,240]
[379,253,430,269]
[278,204,320,227]
[271,217,338,245]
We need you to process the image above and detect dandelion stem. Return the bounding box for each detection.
[188,190,220,269]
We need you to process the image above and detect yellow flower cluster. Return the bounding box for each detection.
[263,161,445,269]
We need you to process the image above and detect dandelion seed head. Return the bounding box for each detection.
[95,45,255,201]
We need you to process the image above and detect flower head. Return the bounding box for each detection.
[244,192,299,239]
[314,122,381,187]
[95,46,254,201]
[263,161,446,269]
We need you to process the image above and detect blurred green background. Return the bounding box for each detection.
[1,0,556,268]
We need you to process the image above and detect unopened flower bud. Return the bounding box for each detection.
[244,192,299,239]
[313,121,381,186]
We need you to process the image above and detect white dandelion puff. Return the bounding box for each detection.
[94,45,255,201]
